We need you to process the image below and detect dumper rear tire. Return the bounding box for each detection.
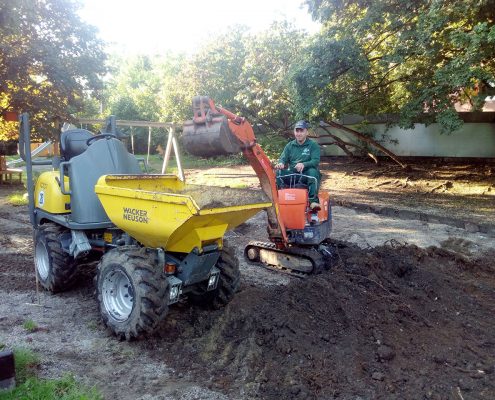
[34,223,78,293]
[189,243,240,309]
[96,246,169,340]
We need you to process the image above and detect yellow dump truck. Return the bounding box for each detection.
[19,115,270,340]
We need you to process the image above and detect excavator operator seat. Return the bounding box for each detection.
[278,188,308,229]
[60,129,93,161]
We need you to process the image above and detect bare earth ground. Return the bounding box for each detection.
[0,158,494,400]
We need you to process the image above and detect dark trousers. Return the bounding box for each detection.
[276,167,320,204]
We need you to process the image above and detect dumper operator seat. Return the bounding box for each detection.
[60,133,142,225]
[60,129,93,161]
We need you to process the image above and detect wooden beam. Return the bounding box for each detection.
[77,118,177,129]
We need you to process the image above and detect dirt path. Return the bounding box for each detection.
[187,158,495,236]
[0,160,494,399]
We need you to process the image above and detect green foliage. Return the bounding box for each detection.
[0,0,107,140]
[0,374,102,400]
[257,133,289,161]
[235,22,308,131]
[104,54,164,122]
[102,23,308,141]
[158,27,250,123]
[297,0,495,132]
[13,347,40,384]
[22,319,38,332]
[0,348,101,399]
[7,192,28,206]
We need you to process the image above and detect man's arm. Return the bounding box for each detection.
[278,143,290,165]
[275,143,291,169]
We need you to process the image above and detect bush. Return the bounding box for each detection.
[257,133,289,161]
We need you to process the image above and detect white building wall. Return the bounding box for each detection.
[319,123,495,157]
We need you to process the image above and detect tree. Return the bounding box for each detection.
[0,0,107,139]
[159,24,309,133]
[104,55,162,121]
[293,0,495,132]
[158,27,250,124]
[236,21,308,132]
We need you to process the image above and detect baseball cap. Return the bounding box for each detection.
[294,120,309,129]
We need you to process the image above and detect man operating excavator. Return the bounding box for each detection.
[274,120,321,210]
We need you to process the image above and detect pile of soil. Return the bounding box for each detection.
[152,242,495,399]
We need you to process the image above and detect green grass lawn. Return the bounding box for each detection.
[0,347,102,400]
[7,191,28,206]
[143,152,246,173]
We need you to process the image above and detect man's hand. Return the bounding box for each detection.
[274,163,285,170]
[295,162,305,172]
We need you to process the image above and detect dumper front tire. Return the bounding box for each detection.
[34,223,78,293]
[96,246,169,340]
[189,243,240,309]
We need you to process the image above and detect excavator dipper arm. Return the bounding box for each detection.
[183,96,287,245]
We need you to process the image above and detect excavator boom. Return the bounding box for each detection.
[182,96,287,244]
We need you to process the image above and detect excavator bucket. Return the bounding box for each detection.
[182,96,242,157]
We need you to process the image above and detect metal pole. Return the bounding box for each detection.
[161,127,174,174]
[20,114,35,226]
[130,127,135,154]
[146,126,151,165]
[172,132,185,182]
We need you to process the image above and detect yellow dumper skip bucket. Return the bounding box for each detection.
[95,174,271,253]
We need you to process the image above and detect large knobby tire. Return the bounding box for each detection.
[34,223,79,293]
[96,246,169,340]
[189,243,240,309]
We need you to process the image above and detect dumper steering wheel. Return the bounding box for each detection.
[86,133,117,146]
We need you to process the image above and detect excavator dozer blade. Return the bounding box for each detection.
[182,115,241,157]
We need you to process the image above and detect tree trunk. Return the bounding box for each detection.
[320,120,406,169]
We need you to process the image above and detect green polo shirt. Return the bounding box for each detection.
[278,138,320,170]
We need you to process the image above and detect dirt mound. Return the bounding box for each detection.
[154,242,495,399]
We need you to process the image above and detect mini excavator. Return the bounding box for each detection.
[183,96,332,275]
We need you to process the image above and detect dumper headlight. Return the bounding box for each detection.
[207,267,220,291]
[167,276,182,304]
[170,286,179,300]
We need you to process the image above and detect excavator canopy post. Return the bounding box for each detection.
[182,96,242,157]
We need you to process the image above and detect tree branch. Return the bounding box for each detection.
[320,120,406,168]
[239,106,282,133]
[320,127,355,157]
[320,126,379,163]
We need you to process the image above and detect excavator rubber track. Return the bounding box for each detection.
[244,240,328,278]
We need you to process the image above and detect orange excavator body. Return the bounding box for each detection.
[183,96,332,274]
